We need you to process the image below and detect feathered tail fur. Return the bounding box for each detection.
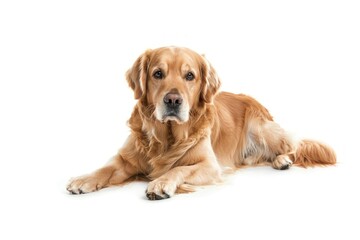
[292,140,336,167]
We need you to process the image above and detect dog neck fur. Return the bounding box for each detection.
[127,101,214,179]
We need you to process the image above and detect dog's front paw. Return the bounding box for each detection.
[146,179,177,200]
[66,174,104,194]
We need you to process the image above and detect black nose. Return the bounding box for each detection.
[163,93,183,107]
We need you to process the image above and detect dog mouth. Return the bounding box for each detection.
[162,110,183,123]
[165,109,179,117]
[155,100,190,124]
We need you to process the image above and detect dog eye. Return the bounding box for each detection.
[185,72,195,81]
[153,70,163,79]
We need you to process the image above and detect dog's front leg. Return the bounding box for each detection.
[67,154,136,194]
[146,162,221,200]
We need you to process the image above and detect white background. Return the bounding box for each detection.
[1,0,359,239]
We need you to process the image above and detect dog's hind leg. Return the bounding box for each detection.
[245,119,295,169]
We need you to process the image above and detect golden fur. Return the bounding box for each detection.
[67,47,336,200]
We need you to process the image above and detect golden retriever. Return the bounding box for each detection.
[67,46,336,200]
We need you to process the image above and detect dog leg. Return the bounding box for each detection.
[272,154,293,170]
[146,163,221,200]
[67,155,135,194]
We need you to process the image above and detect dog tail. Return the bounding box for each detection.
[292,140,336,167]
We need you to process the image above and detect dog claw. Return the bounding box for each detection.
[280,164,290,170]
[146,192,170,200]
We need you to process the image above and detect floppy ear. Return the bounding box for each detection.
[200,56,221,103]
[126,50,151,99]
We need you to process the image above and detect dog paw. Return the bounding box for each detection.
[66,174,104,194]
[273,155,293,170]
[146,179,177,200]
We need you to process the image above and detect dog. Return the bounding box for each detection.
[67,46,336,200]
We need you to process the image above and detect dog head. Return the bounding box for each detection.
[126,47,220,124]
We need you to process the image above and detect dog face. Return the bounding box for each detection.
[126,47,220,124]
